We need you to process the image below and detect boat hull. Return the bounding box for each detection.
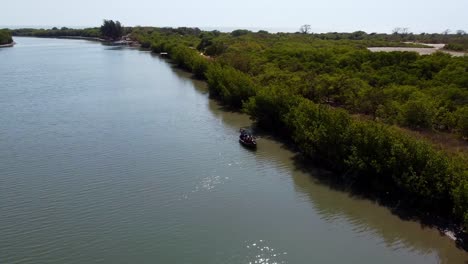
[239,138,257,148]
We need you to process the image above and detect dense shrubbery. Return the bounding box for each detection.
[258,95,464,211]
[445,43,465,51]
[0,29,13,45]
[205,64,257,107]
[211,34,468,137]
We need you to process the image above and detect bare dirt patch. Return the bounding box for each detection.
[368,43,466,57]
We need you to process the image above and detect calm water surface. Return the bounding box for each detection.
[1,37,467,264]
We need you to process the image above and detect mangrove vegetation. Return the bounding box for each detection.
[129,27,468,231]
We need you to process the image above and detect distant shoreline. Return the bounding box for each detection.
[13,35,140,47]
[13,35,106,42]
[51,35,107,42]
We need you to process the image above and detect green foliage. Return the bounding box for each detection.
[100,20,123,40]
[244,92,463,211]
[452,172,468,229]
[231,29,251,37]
[434,57,468,88]
[204,39,227,56]
[244,85,301,130]
[171,45,197,70]
[270,95,462,211]
[455,106,468,138]
[197,34,214,51]
[0,29,13,45]
[285,100,352,170]
[400,95,436,129]
[200,34,466,134]
[445,43,465,51]
[192,56,209,79]
[433,106,456,131]
[206,64,257,107]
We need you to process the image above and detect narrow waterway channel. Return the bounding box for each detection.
[0,37,466,263]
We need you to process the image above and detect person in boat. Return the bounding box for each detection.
[240,132,246,139]
[240,129,248,138]
[240,128,256,144]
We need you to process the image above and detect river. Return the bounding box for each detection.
[0,37,466,264]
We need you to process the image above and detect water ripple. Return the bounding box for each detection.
[244,240,288,264]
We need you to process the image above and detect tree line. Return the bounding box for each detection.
[11,27,102,38]
[297,25,468,52]
[11,20,126,41]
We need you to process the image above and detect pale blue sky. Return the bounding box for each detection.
[2,0,467,33]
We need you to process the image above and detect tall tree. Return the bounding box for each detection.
[299,24,311,34]
[100,19,123,40]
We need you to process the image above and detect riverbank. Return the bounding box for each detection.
[14,35,141,47]
[131,30,468,243]
[0,41,15,48]
[0,29,14,47]
[49,35,106,42]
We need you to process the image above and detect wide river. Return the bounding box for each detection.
[1,37,466,264]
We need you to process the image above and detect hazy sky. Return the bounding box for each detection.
[2,0,467,33]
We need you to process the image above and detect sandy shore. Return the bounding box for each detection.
[48,36,106,42]
[368,43,466,57]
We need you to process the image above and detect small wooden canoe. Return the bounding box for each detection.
[239,135,257,148]
[239,127,257,148]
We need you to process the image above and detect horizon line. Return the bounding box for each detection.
[1,24,466,35]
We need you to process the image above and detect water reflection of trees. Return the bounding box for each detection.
[289,156,467,264]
